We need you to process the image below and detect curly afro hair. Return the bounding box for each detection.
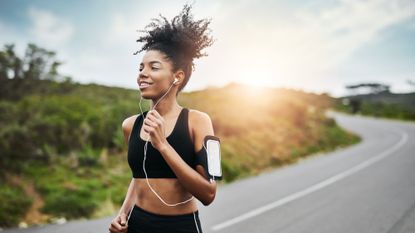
[134,3,215,93]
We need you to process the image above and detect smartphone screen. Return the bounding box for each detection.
[206,138,222,178]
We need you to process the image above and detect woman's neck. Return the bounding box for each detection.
[150,98,181,116]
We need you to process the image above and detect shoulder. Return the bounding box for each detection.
[188,109,214,143]
[188,109,212,126]
[122,114,141,141]
[122,114,139,130]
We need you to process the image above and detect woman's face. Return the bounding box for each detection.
[137,50,177,99]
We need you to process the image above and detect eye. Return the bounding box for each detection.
[152,67,159,70]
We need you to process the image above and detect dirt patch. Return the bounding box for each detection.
[6,174,50,225]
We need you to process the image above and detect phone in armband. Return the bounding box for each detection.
[201,135,222,181]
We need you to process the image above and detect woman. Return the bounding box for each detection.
[109,4,217,233]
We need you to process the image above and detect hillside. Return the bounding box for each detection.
[0,80,360,228]
[335,91,415,120]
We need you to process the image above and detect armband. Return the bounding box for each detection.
[195,135,222,181]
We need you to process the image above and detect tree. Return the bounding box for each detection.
[345,82,390,95]
[0,43,73,101]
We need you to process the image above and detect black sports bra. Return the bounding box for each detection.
[127,107,197,178]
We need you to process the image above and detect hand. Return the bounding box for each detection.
[143,109,168,150]
[108,213,128,233]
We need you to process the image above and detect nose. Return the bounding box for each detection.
[137,69,149,82]
[139,68,147,77]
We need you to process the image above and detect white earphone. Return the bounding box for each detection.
[173,78,179,84]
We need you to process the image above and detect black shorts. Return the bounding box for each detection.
[127,205,203,233]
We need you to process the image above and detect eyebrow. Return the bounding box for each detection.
[139,61,162,66]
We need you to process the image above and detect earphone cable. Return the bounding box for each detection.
[136,80,201,232]
[138,81,194,206]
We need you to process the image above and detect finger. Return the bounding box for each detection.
[109,225,117,233]
[155,118,163,127]
[111,221,124,231]
[145,118,161,129]
[146,112,162,122]
[149,110,165,124]
[143,124,154,133]
[146,110,155,119]
[144,116,159,128]
[119,225,128,232]
[153,110,164,119]
[144,118,157,127]
[119,214,127,226]
[147,115,165,129]
[109,223,115,232]
[143,125,149,134]
[115,225,127,232]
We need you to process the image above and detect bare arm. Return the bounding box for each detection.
[159,143,216,206]
[118,116,139,215]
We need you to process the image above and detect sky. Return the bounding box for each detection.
[1,0,415,97]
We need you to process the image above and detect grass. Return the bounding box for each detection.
[0,181,33,227]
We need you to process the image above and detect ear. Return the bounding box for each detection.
[173,70,185,85]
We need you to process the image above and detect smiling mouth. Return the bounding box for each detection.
[139,81,153,89]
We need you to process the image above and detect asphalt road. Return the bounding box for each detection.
[4,111,415,233]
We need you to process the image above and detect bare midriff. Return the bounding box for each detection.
[134,178,198,215]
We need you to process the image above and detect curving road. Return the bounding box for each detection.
[4,111,415,233]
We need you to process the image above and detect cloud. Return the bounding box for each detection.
[3,0,412,95]
[27,7,74,48]
[293,0,415,67]
[193,0,415,93]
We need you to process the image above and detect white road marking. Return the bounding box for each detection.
[212,127,408,231]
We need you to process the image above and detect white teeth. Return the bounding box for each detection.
[139,83,151,88]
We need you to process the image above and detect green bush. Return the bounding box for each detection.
[77,144,101,167]
[0,185,32,227]
[336,98,415,121]
[107,177,130,206]
[41,186,98,219]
